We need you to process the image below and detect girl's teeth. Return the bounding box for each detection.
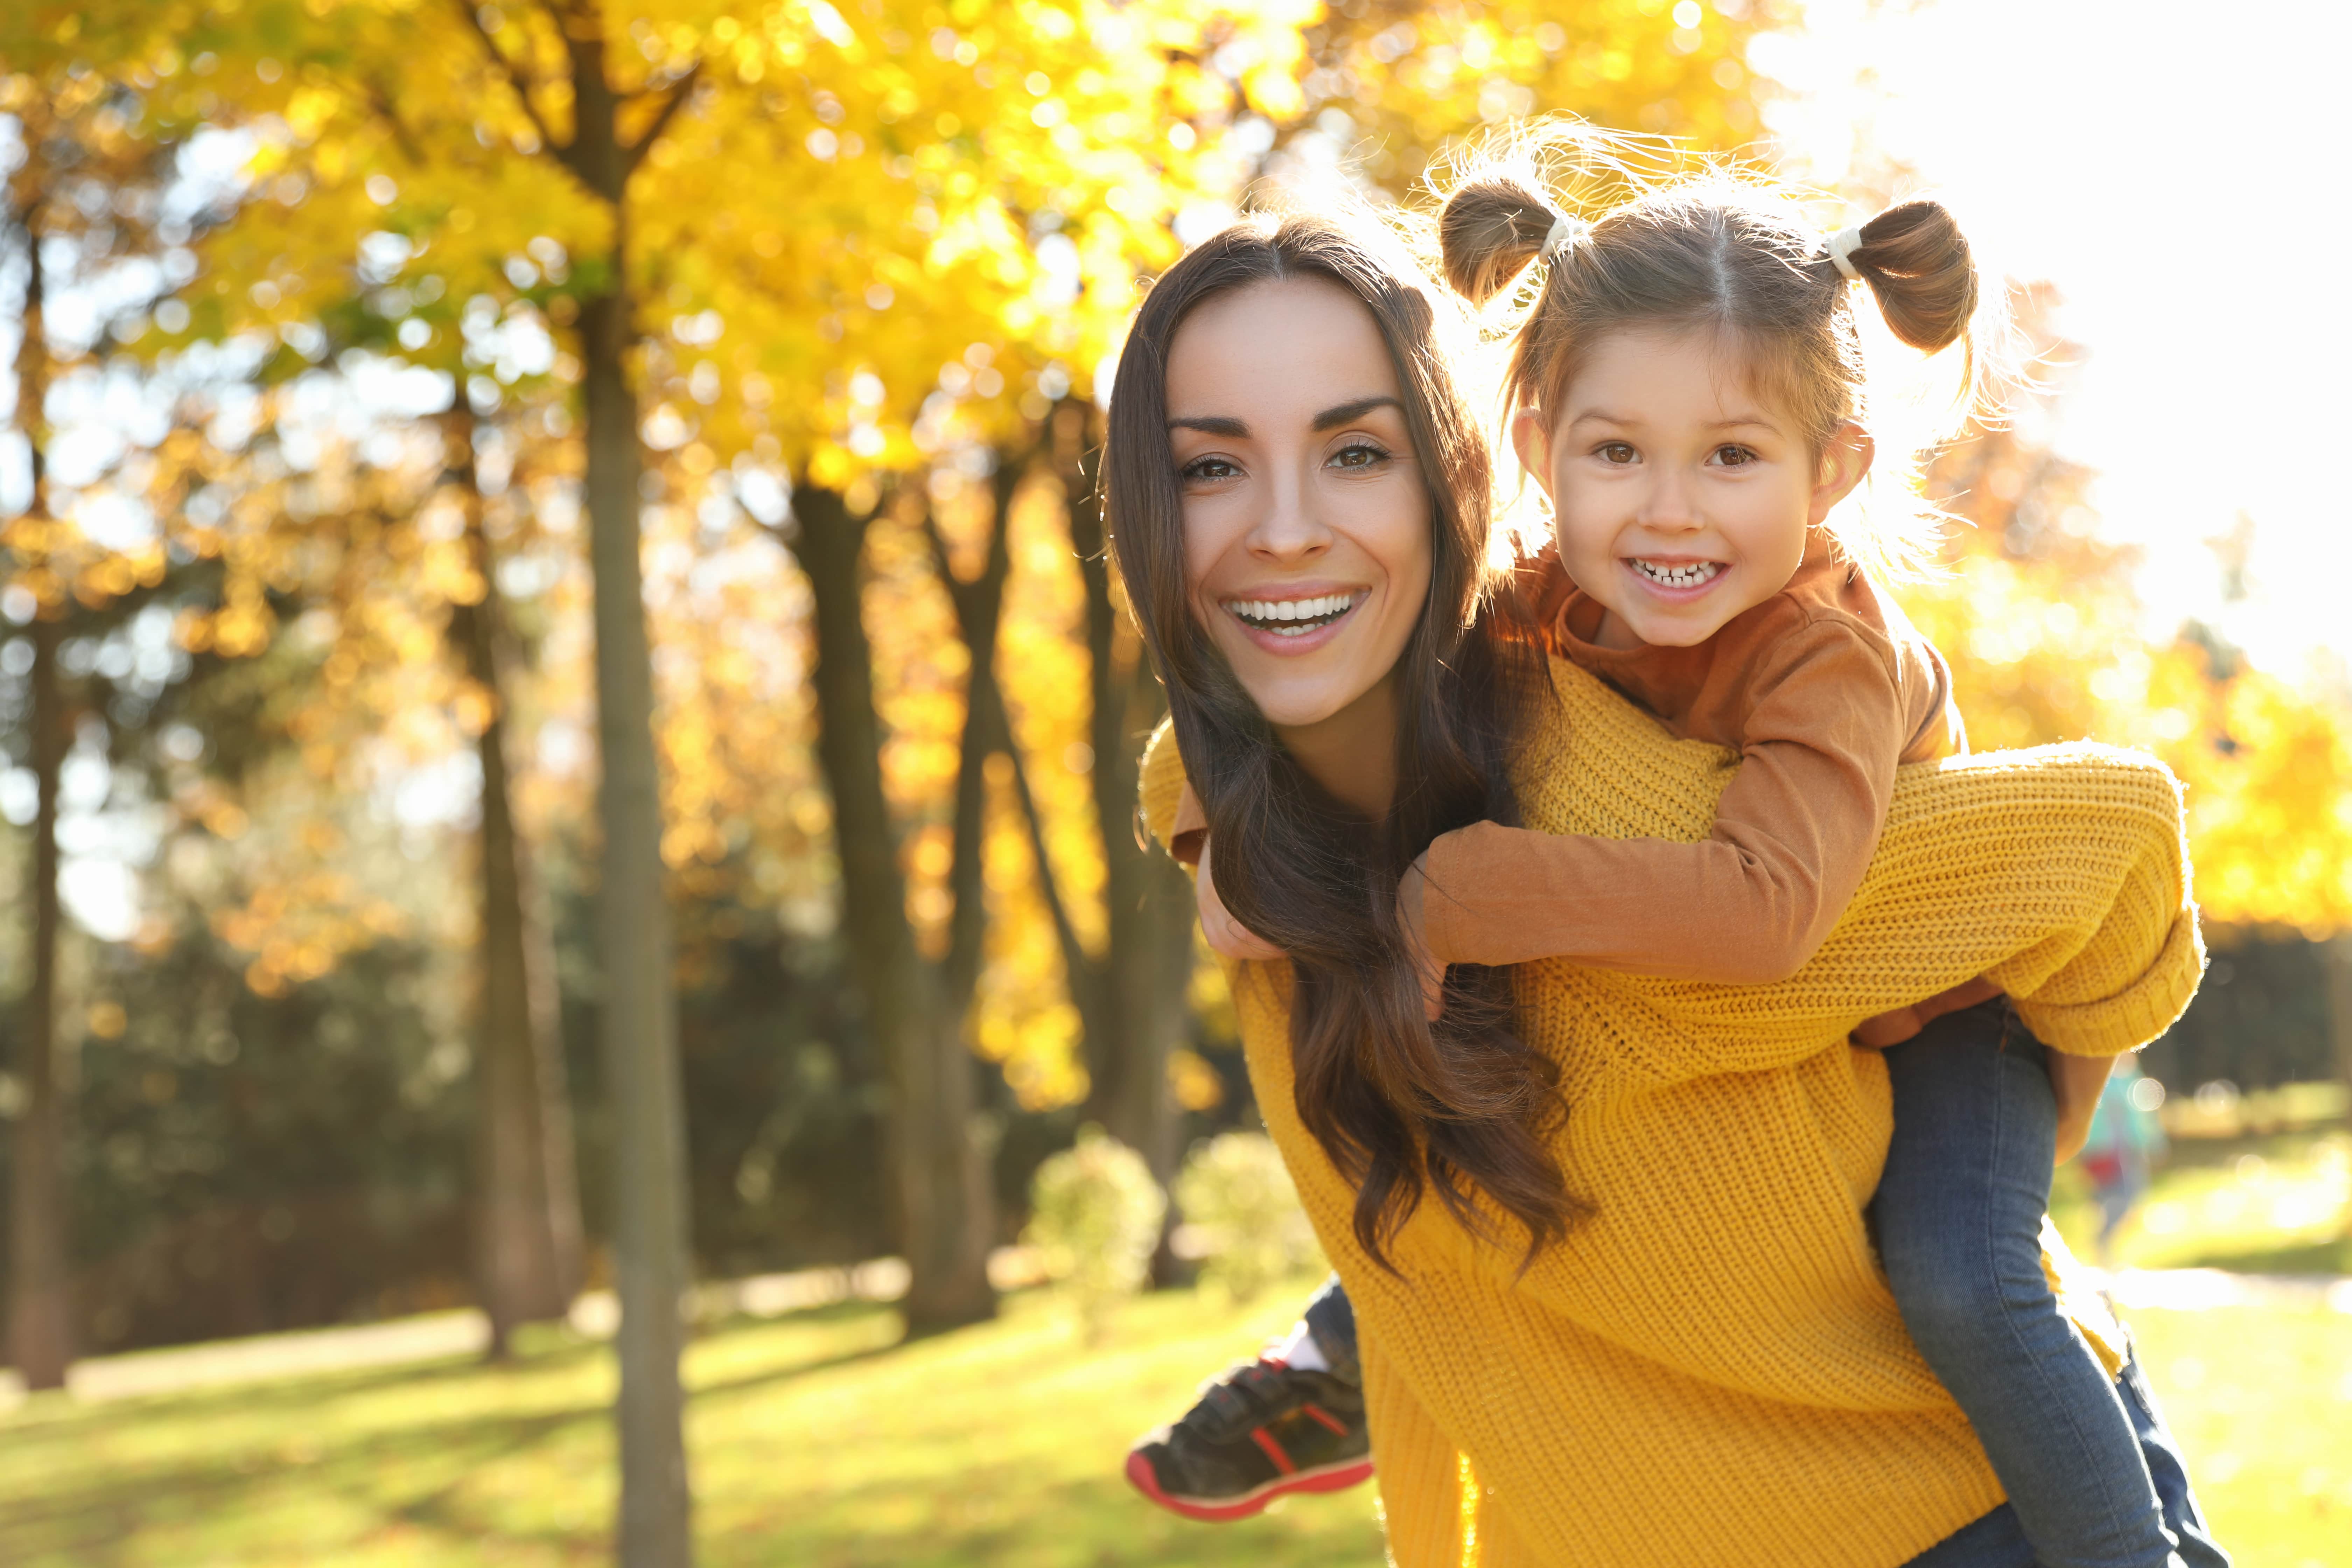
[1223,593,1356,634]
[1633,560,1723,588]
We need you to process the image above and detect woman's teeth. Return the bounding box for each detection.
[1224,593,1357,636]
[1631,559,1723,588]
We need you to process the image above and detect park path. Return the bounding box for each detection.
[0,1256,2341,1410]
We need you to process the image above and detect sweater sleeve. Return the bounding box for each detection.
[1600,742,2205,1081]
[1419,621,1905,984]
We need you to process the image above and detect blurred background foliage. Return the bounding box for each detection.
[0,0,2343,1386]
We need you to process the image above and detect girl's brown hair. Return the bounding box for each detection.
[1438,134,1981,582]
[1104,210,1578,1268]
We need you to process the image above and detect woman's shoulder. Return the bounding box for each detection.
[1138,719,1189,853]
[1511,659,1744,840]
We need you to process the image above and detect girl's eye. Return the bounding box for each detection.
[1595,442,1636,465]
[1329,441,1390,470]
[1713,444,1758,467]
[1180,455,1240,483]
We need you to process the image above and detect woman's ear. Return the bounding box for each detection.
[1809,422,1875,524]
[1510,407,1555,499]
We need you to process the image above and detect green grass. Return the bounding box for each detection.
[0,1282,1381,1567]
[0,1278,2344,1566]
[2051,1127,2352,1274]
[2127,1307,2352,1568]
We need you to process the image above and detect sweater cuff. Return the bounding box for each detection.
[2014,911,2207,1058]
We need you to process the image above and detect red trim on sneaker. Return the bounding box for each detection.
[1249,1428,1296,1475]
[1125,1448,1377,1524]
[1301,1403,1349,1436]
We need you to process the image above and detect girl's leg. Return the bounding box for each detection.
[1901,1363,2232,1568]
[2115,1357,2231,1568]
[1301,1273,1360,1382]
[1874,1000,2182,1568]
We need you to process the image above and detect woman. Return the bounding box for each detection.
[1104,204,2215,1566]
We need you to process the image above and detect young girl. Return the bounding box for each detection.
[1137,160,2223,1566]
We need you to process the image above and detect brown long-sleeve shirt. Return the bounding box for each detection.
[1415,544,1966,983]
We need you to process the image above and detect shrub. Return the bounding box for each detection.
[1021,1125,1167,1341]
[1174,1132,1321,1303]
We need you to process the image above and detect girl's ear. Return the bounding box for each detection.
[1809,422,1875,524]
[1510,407,1555,499]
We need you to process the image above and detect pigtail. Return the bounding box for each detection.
[1825,198,1979,355]
[1438,176,1558,306]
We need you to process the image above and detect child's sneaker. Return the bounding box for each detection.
[1125,1356,1373,1521]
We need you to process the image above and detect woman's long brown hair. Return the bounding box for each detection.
[1103,212,1578,1269]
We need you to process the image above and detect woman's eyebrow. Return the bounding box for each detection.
[1312,395,1403,430]
[1168,414,1248,436]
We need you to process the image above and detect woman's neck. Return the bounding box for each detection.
[1273,671,1400,820]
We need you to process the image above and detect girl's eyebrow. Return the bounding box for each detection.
[1564,410,1780,431]
[1169,414,1248,436]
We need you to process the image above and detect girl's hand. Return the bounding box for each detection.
[1848,976,2003,1049]
[1196,834,1286,961]
[1398,855,1448,1022]
[2049,1051,2115,1166]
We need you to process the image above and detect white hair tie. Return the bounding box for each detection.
[1826,224,1867,282]
[1541,212,1590,261]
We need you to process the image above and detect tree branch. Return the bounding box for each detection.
[359,77,429,168]
[623,62,704,178]
[454,0,565,159]
[1004,734,1095,1008]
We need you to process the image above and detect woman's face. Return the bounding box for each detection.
[1168,276,1434,735]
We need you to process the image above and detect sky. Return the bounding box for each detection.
[1759,0,2351,678]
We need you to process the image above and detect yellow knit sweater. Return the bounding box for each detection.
[1139,657,2203,1568]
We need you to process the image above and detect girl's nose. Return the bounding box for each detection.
[1639,468,1701,532]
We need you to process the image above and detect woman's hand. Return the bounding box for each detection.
[1848,976,2003,1049]
[1196,833,1286,961]
[2048,1051,2115,1166]
[1398,854,1448,1022]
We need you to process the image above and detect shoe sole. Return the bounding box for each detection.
[1125,1448,1376,1522]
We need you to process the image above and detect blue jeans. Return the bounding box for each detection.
[1878,1001,2227,1568]
[1902,1358,2228,1567]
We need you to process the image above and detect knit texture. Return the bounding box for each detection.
[1138,657,2204,1568]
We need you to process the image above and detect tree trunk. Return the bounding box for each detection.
[1060,407,1194,1185]
[9,612,71,1391]
[794,485,995,1334]
[442,411,585,1358]
[2326,934,2352,1122]
[7,166,72,1392]
[561,24,692,1563]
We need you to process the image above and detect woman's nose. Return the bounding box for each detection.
[1246,468,1332,559]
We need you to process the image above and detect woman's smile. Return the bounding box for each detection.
[1218,588,1370,651]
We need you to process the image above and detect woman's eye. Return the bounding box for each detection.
[1595,442,1636,465]
[1180,455,1240,483]
[1329,441,1390,470]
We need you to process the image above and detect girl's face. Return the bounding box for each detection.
[1170,276,1433,735]
[1514,327,1870,651]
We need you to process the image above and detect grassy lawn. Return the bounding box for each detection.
[2051,1126,2352,1275]
[1,1276,2346,1566]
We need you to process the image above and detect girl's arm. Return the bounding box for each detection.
[1415,621,1910,986]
